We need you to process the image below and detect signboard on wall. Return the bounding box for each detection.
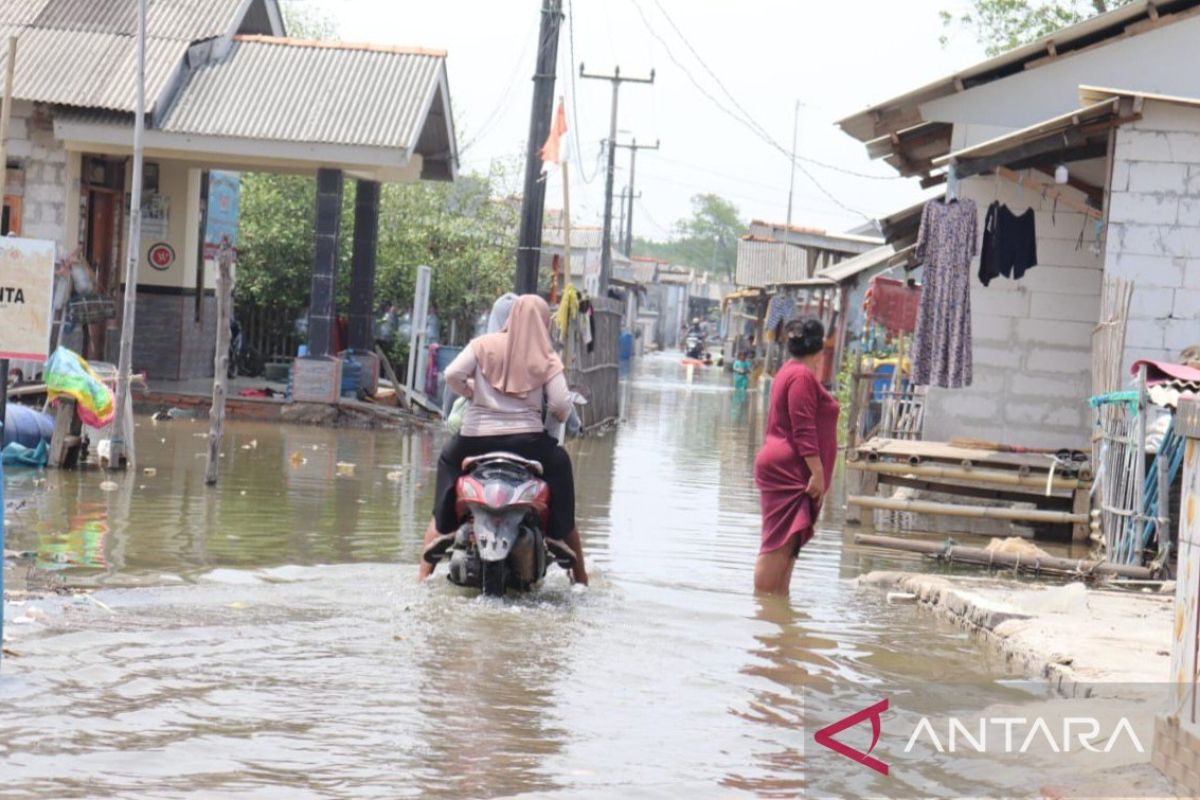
[0,237,56,361]
[140,193,169,239]
[205,170,240,251]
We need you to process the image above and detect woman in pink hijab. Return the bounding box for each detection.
[418,294,588,585]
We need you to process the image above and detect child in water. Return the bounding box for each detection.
[732,351,752,391]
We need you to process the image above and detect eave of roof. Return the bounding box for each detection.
[837,0,1200,144]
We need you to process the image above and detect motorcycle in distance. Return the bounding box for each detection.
[427,391,587,597]
[685,332,706,360]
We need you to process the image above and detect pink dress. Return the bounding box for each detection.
[754,361,841,554]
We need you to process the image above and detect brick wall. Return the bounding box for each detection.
[7,101,69,249]
[920,172,1103,447]
[1106,99,1200,365]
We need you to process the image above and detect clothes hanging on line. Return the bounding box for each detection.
[911,197,976,389]
[764,292,797,340]
[979,201,1038,286]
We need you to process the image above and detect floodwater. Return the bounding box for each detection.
[0,354,1138,798]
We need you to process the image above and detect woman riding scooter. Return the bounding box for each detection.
[418,294,588,585]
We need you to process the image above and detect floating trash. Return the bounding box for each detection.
[143,467,156,476]
[289,451,307,467]
[99,480,119,492]
[386,471,403,482]
[336,462,356,477]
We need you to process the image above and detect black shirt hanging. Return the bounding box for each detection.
[979,201,1038,286]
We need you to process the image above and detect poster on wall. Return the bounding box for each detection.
[205,170,240,256]
[140,193,169,239]
[0,237,56,361]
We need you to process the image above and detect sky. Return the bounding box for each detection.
[293,0,985,240]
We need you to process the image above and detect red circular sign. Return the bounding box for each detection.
[148,242,175,271]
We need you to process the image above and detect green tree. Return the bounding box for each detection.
[632,193,743,278]
[941,0,1134,56]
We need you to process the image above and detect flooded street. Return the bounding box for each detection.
[2,354,1104,798]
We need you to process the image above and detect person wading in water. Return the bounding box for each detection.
[752,318,840,596]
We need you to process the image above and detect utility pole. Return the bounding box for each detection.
[514,0,563,295]
[785,99,800,235]
[110,0,147,469]
[617,187,642,254]
[615,137,659,257]
[580,64,654,292]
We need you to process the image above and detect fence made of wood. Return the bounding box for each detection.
[565,296,620,430]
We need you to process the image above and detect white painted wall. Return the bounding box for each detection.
[921,173,1103,447]
[1105,99,1200,366]
[922,15,1200,133]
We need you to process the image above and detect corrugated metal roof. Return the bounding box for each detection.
[31,0,244,40]
[159,37,448,150]
[0,0,246,112]
[735,238,809,288]
[0,28,187,111]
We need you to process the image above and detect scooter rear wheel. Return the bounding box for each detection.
[481,560,507,597]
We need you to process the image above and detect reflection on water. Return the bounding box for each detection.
[1,353,1097,798]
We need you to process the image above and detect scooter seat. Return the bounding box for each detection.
[461,451,544,475]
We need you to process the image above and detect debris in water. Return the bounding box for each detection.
[240,490,247,496]
[289,452,307,467]
[386,471,403,482]
[336,462,356,477]
[143,467,157,476]
[226,602,248,609]
[984,536,1050,560]
[887,592,918,604]
[311,444,321,451]
[99,480,119,492]
[85,595,115,614]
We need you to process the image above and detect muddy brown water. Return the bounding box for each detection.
[0,354,1124,798]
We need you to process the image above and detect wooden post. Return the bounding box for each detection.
[205,239,233,486]
[561,159,572,293]
[48,398,82,468]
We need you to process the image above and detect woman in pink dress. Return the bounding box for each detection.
[753,318,841,595]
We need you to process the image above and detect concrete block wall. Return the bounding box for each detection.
[8,101,69,249]
[1106,100,1200,366]
[1152,715,1200,795]
[921,173,1103,447]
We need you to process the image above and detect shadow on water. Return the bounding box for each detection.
[0,352,1090,797]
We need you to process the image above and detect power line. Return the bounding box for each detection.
[649,0,904,183]
[565,0,599,183]
[458,16,541,155]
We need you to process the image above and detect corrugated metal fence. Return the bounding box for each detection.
[566,297,620,430]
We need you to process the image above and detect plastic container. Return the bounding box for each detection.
[340,354,362,397]
[619,332,634,361]
[3,404,55,449]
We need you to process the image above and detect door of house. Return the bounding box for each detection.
[84,188,117,360]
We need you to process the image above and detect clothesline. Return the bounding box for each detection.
[994,166,1102,221]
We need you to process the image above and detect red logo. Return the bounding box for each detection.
[147,243,175,271]
[814,698,889,776]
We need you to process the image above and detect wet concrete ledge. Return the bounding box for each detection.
[858,571,1174,692]
[136,390,430,430]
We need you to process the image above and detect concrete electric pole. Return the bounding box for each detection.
[580,65,654,292]
[614,138,659,258]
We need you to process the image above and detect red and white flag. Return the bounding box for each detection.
[539,99,570,168]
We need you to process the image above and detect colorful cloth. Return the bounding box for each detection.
[754,361,840,555]
[44,347,114,428]
[912,198,977,388]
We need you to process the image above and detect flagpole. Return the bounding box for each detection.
[561,159,571,299]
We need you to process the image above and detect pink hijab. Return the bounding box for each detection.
[471,294,564,397]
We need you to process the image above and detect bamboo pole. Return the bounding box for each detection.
[846,459,1088,491]
[205,239,233,486]
[846,494,1088,525]
[853,533,1154,579]
[0,36,15,447]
